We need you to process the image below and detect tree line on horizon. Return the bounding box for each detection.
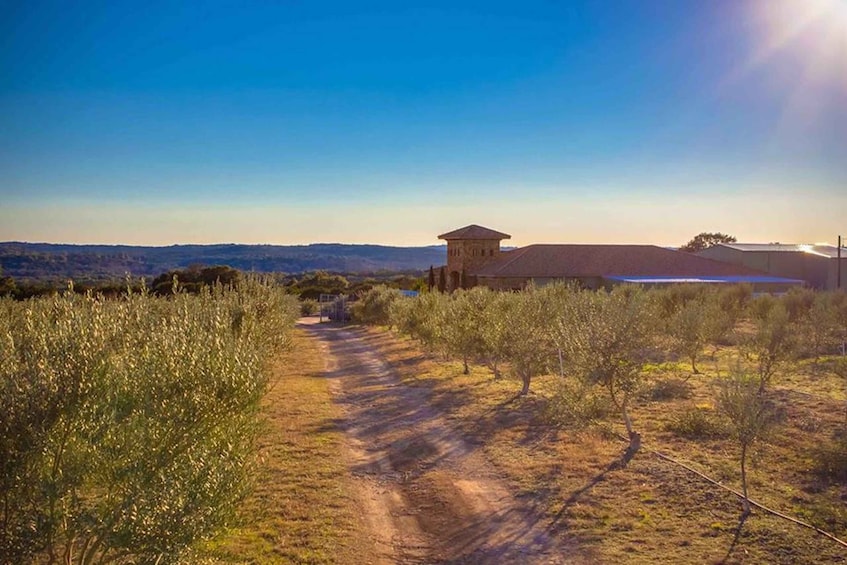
[0,265,426,301]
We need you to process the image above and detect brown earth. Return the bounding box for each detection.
[300,318,586,564]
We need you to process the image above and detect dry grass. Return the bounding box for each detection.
[197,329,373,564]
[357,326,847,564]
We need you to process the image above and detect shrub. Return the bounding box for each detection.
[300,298,319,316]
[795,413,823,433]
[814,429,847,483]
[666,407,726,439]
[649,378,693,401]
[832,356,847,379]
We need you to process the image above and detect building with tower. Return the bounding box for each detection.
[437,224,511,291]
[435,224,804,293]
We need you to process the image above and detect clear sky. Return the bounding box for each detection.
[1,0,845,247]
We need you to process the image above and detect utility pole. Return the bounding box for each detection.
[840,235,845,356]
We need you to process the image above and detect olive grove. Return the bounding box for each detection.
[0,278,299,564]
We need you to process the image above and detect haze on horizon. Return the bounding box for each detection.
[1,0,845,249]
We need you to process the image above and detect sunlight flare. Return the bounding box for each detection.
[745,0,847,91]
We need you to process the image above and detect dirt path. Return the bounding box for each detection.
[300,319,581,564]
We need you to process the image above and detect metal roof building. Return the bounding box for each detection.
[698,243,846,290]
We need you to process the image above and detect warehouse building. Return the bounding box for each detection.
[698,243,845,291]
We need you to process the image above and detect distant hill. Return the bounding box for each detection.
[0,242,448,281]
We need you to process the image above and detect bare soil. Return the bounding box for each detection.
[301,318,586,564]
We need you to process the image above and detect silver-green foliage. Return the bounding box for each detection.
[557,286,659,458]
[349,285,404,326]
[0,279,298,564]
[475,290,514,380]
[798,292,842,362]
[716,365,779,517]
[500,288,554,395]
[667,297,709,373]
[391,291,450,356]
[390,287,554,394]
[744,301,795,393]
[443,288,494,375]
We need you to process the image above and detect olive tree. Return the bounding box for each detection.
[540,282,578,379]
[502,288,554,396]
[350,285,404,326]
[701,292,737,357]
[560,286,659,462]
[744,301,795,393]
[717,366,778,521]
[454,287,512,379]
[471,288,512,379]
[668,297,709,374]
[798,292,841,364]
[443,289,489,374]
[0,280,299,564]
[391,291,450,356]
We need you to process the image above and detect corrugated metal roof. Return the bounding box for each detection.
[717,243,843,258]
[473,244,770,278]
[437,225,512,241]
[605,275,804,284]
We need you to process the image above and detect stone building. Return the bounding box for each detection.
[437,224,511,291]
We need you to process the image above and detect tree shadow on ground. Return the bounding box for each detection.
[547,456,626,533]
[720,507,750,564]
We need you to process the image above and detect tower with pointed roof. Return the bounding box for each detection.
[437,224,511,291]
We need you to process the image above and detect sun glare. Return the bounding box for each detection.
[747,0,847,89]
[729,0,847,132]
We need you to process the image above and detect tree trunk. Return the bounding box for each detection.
[520,372,530,396]
[740,442,751,518]
[557,348,565,379]
[620,392,641,464]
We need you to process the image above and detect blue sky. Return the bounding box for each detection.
[1,0,845,246]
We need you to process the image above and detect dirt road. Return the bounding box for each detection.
[300,319,581,564]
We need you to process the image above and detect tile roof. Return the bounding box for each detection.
[473,244,770,278]
[437,224,511,241]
